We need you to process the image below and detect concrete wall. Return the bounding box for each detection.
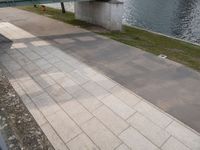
[75,1,124,31]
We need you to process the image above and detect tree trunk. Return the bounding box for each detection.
[60,2,66,13]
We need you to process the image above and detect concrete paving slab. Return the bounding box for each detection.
[0,8,200,150]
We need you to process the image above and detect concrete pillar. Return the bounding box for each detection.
[75,0,124,31]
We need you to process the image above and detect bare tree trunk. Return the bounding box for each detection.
[60,2,66,13]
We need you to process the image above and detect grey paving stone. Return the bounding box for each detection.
[82,81,110,100]
[31,93,61,116]
[76,36,96,42]
[25,102,47,126]
[10,81,26,97]
[31,46,51,57]
[67,70,89,85]
[134,101,172,128]
[23,51,41,61]
[2,59,22,72]
[81,118,121,150]
[8,50,31,66]
[31,40,50,46]
[45,84,72,104]
[54,38,75,44]
[76,65,97,78]
[12,42,27,49]
[61,100,93,125]
[93,105,129,135]
[46,56,61,64]
[73,88,103,112]
[67,133,98,150]
[161,137,190,150]
[100,95,135,119]
[33,73,56,89]
[90,74,117,90]
[34,58,53,71]
[45,66,66,81]
[128,113,170,146]
[58,76,82,95]
[19,78,44,98]
[166,121,200,150]
[54,61,74,73]
[20,94,32,105]
[109,85,141,107]
[115,144,130,150]
[23,62,43,76]
[41,123,69,150]
[46,110,82,143]
[119,127,159,150]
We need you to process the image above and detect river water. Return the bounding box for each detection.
[47,0,200,44]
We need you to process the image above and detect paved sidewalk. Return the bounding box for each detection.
[1,8,200,133]
[0,21,200,150]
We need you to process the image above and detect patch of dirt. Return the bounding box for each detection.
[0,69,54,150]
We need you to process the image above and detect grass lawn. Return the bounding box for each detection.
[19,5,200,71]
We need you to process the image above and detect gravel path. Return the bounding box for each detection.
[0,68,54,149]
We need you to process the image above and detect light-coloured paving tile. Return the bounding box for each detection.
[110,85,141,107]
[12,54,31,66]
[33,73,56,89]
[115,144,130,150]
[10,81,26,97]
[77,36,96,42]
[17,47,32,55]
[31,40,50,46]
[166,121,200,150]
[45,66,66,81]
[73,88,103,112]
[41,123,69,150]
[67,70,89,85]
[100,95,135,119]
[2,59,21,72]
[61,100,93,125]
[46,110,82,143]
[54,38,75,44]
[54,61,74,73]
[81,118,121,150]
[11,68,29,79]
[11,42,27,49]
[90,74,117,90]
[45,84,72,104]
[0,53,12,63]
[119,127,159,150]
[46,56,61,64]
[67,133,98,150]
[161,137,190,150]
[82,81,110,100]
[34,58,53,71]
[42,54,54,60]
[33,58,49,67]
[128,113,170,147]
[19,78,44,98]
[32,93,60,116]
[23,62,43,76]
[31,46,50,57]
[134,101,172,128]
[20,94,32,105]
[8,50,31,66]
[93,105,129,135]
[26,102,47,126]
[23,51,41,61]
[77,65,97,78]
[58,76,82,95]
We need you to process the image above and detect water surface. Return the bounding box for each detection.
[50,0,200,44]
[123,0,200,43]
